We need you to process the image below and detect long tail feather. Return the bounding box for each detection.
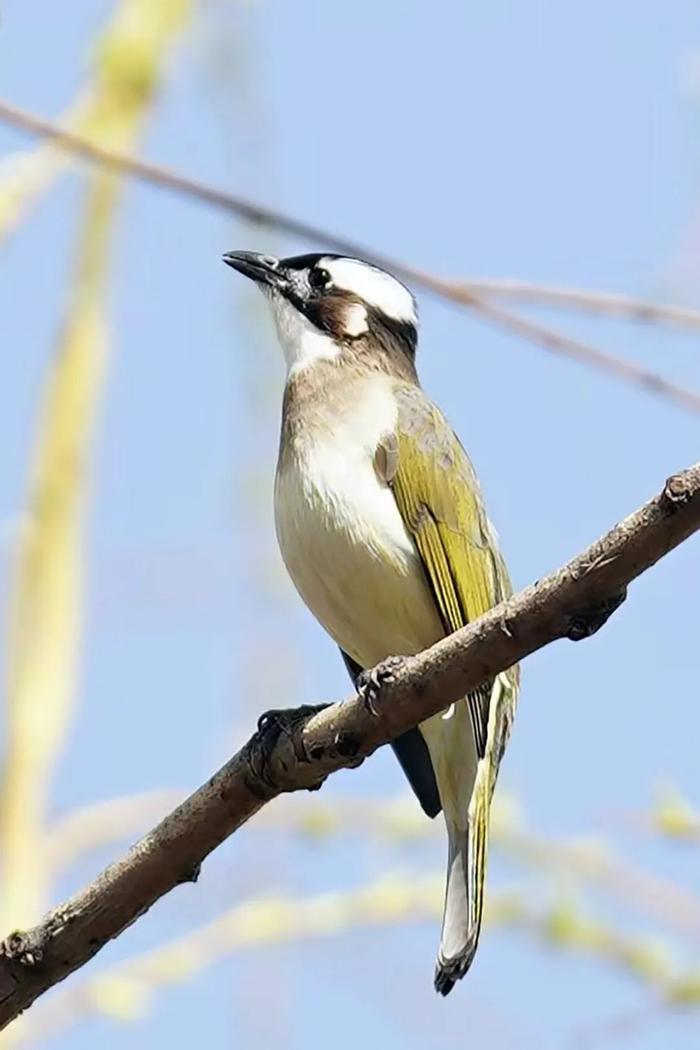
[434,770,490,995]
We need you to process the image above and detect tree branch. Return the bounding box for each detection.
[442,278,700,331]
[0,463,698,1027]
[1,98,699,415]
[460,298,700,415]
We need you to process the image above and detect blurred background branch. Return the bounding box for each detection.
[10,878,700,1047]
[0,0,189,245]
[432,279,700,330]
[40,789,700,952]
[251,796,700,942]
[0,98,699,414]
[45,790,182,877]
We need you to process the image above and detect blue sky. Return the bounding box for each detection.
[1,2,700,1048]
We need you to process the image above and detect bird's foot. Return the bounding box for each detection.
[251,704,330,794]
[566,587,627,641]
[356,655,407,716]
[257,704,328,738]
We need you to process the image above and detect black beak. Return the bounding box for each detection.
[222,250,286,289]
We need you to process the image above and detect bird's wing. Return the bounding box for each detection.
[375,383,515,758]
[376,383,519,990]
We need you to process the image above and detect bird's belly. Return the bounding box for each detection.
[275,451,444,669]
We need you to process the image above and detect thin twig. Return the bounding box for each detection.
[0,99,698,415]
[466,298,700,414]
[0,463,697,1028]
[3,97,700,332]
[452,279,700,331]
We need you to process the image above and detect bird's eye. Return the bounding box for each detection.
[308,267,330,290]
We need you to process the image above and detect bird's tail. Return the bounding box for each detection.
[434,766,491,996]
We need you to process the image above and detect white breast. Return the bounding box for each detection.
[274,376,443,668]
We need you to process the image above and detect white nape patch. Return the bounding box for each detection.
[322,257,417,324]
[342,302,368,337]
[267,290,340,376]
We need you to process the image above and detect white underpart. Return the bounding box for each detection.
[321,257,417,324]
[267,290,340,376]
[274,376,443,668]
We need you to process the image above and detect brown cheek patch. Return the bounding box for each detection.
[310,294,367,340]
[314,296,347,338]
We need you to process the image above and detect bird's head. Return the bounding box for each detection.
[223,251,418,377]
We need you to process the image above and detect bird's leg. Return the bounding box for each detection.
[356,654,408,716]
[566,586,627,641]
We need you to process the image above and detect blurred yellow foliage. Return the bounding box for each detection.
[0,0,192,931]
[654,788,700,841]
[0,0,191,242]
[10,876,699,1045]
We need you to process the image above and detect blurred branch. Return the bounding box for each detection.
[652,790,700,842]
[1,100,699,415]
[0,0,193,931]
[254,795,700,944]
[13,880,700,1046]
[10,876,447,1043]
[538,901,700,1005]
[0,463,697,1027]
[0,0,188,243]
[448,278,700,330]
[0,92,93,243]
[604,790,700,842]
[462,298,700,415]
[46,792,182,878]
[50,789,700,948]
[499,829,700,945]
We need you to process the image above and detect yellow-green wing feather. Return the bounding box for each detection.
[376,383,519,989]
[380,383,515,756]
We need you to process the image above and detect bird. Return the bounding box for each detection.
[223,249,519,994]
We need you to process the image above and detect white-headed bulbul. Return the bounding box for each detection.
[223,249,519,994]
